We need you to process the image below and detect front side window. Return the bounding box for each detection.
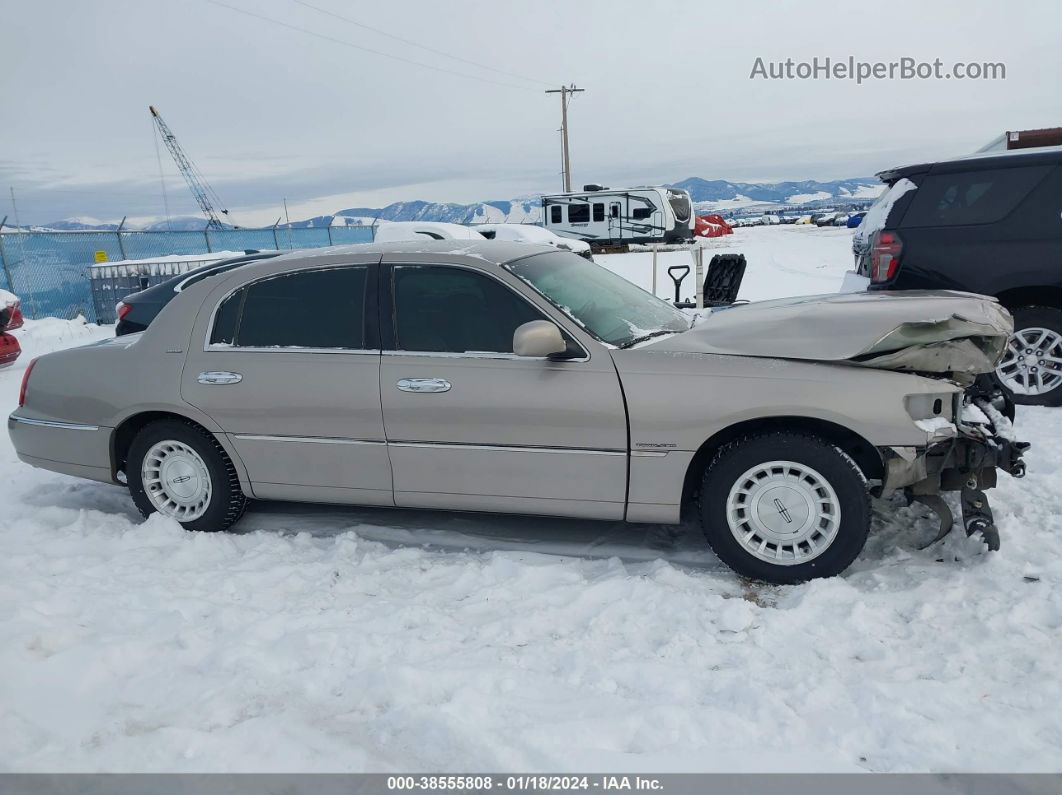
[631,207,652,220]
[550,205,562,224]
[568,204,590,224]
[210,266,367,349]
[393,265,544,353]
[903,165,1050,227]
[507,252,689,348]
[593,203,605,222]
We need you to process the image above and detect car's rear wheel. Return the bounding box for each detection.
[127,419,247,532]
[699,432,870,584]
[994,306,1062,407]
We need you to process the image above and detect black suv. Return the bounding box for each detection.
[854,146,1062,405]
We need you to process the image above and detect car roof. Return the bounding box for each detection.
[877,144,1062,183]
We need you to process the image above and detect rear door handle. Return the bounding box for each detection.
[397,378,451,393]
[198,371,243,385]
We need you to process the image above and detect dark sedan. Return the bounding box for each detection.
[115,252,280,335]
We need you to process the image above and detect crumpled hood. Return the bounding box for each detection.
[647,290,1013,379]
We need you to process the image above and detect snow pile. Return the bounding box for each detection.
[785,190,832,204]
[2,260,1062,772]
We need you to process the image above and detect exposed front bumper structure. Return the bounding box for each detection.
[876,394,1029,550]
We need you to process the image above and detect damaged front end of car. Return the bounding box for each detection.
[878,379,1029,551]
[652,288,1032,549]
[850,299,1029,550]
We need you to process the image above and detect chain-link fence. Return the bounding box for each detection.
[0,225,375,322]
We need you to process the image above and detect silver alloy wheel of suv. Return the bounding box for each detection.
[996,326,1062,397]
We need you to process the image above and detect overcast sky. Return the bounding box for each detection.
[1,0,1059,226]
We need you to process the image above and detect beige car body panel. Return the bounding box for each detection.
[179,250,392,507]
[9,240,975,526]
[378,250,628,520]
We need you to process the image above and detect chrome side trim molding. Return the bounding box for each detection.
[388,440,625,456]
[9,416,100,432]
[382,350,590,363]
[233,434,386,446]
[630,450,669,458]
[231,435,626,456]
[206,346,380,356]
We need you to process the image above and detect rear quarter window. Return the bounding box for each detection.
[902,165,1051,227]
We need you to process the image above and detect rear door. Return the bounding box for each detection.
[378,255,629,520]
[181,255,392,506]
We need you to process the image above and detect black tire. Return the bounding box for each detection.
[127,419,247,532]
[993,306,1062,407]
[699,432,871,584]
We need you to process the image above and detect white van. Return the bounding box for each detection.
[475,223,593,259]
[372,221,486,243]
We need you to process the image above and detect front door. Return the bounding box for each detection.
[379,260,628,520]
[181,258,392,506]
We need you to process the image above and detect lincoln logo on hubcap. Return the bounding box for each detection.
[171,474,192,484]
[773,497,793,524]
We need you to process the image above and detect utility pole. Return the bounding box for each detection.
[283,197,293,250]
[545,84,584,192]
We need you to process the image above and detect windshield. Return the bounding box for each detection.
[506,251,690,348]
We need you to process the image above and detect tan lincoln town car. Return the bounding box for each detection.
[8,241,1028,583]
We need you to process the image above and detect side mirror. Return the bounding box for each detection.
[513,320,567,358]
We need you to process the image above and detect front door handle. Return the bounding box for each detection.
[198,371,243,385]
[397,378,451,393]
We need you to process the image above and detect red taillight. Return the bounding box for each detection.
[116,302,133,321]
[869,230,903,283]
[19,357,37,408]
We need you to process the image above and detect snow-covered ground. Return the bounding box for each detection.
[1,227,1061,773]
[598,224,857,304]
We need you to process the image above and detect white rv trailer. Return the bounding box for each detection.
[541,185,695,245]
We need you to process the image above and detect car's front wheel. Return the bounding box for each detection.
[994,306,1062,407]
[699,432,870,584]
[127,419,247,532]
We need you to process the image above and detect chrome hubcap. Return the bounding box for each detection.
[726,460,841,566]
[996,327,1062,396]
[141,440,211,521]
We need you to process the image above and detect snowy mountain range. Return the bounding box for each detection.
[30,177,882,231]
[670,177,881,204]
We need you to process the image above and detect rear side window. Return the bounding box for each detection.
[210,266,368,349]
[550,205,562,224]
[903,165,1050,227]
[568,204,590,223]
[592,203,605,222]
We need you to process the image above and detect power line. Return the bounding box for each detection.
[292,0,554,88]
[205,0,539,92]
